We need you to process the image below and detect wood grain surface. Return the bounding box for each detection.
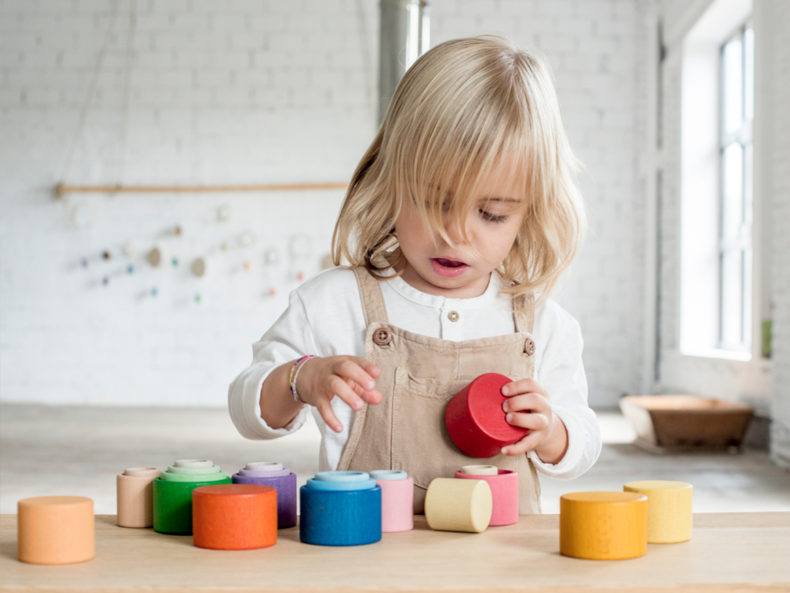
[1,512,789,592]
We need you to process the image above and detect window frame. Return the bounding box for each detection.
[716,21,754,353]
[677,0,755,361]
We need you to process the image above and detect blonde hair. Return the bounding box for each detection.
[332,35,585,301]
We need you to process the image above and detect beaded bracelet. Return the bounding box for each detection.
[289,355,315,403]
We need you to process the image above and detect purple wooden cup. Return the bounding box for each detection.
[232,462,297,528]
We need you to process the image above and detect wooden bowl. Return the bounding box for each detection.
[619,395,753,452]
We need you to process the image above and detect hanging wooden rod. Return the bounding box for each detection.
[54,181,348,198]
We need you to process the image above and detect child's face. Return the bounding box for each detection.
[395,167,526,298]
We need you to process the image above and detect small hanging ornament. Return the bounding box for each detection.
[67,202,94,228]
[217,204,232,222]
[263,248,279,266]
[288,234,311,259]
[191,257,207,278]
[237,230,257,248]
[146,246,163,267]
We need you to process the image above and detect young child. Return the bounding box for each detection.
[229,35,601,513]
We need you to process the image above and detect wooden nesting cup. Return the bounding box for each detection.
[18,496,94,565]
[560,491,648,560]
[192,484,277,550]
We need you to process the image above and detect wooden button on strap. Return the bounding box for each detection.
[372,327,392,346]
[523,337,536,356]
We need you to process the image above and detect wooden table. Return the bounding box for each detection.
[2,513,789,592]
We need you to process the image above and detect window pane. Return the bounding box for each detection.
[722,36,743,136]
[722,143,744,239]
[744,26,754,122]
[742,247,752,350]
[744,143,753,225]
[720,249,743,347]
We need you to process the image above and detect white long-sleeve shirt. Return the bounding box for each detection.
[228,266,601,478]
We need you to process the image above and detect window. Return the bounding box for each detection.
[679,0,753,359]
[718,23,753,351]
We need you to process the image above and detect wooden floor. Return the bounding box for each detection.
[1,404,790,515]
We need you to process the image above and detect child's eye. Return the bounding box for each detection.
[479,209,508,223]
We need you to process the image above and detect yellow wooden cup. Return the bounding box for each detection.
[623,480,693,543]
[560,491,648,560]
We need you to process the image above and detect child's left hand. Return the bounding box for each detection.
[500,378,569,464]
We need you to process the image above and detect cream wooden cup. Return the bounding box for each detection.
[424,478,492,533]
[624,480,693,543]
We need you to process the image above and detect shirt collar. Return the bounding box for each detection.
[383,271,508,310]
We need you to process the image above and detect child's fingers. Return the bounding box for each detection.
[360,389,383,405]
[347,380,384,405]
[315,400,343,433]
[327,375,365,411]
[501,378,547,398]
[501,392,547,414]
[505,410,550,432]
[349,357,381,379]
[335,359,378,393]
[501,430,543,456]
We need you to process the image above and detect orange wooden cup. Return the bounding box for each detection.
[18,496,94,564]
[192,484,277,550]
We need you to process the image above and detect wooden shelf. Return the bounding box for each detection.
[54,182,348,197]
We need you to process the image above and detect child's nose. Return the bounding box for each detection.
[443,215,470,244]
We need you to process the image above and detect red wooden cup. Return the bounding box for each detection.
[445,373,528,458]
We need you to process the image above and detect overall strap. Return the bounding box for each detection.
[512,292,536,334]
[353,267,391,325]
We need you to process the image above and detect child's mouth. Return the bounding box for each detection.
[431,258,469,277]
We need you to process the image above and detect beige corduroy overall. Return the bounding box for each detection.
[337,268,541,514]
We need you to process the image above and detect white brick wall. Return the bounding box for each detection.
[0,0,653,408]
[766,0,790,467]
[0,0,378,406]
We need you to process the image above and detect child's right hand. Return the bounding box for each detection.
[295,356,382,433]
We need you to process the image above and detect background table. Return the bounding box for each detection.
[2,513,789,592]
